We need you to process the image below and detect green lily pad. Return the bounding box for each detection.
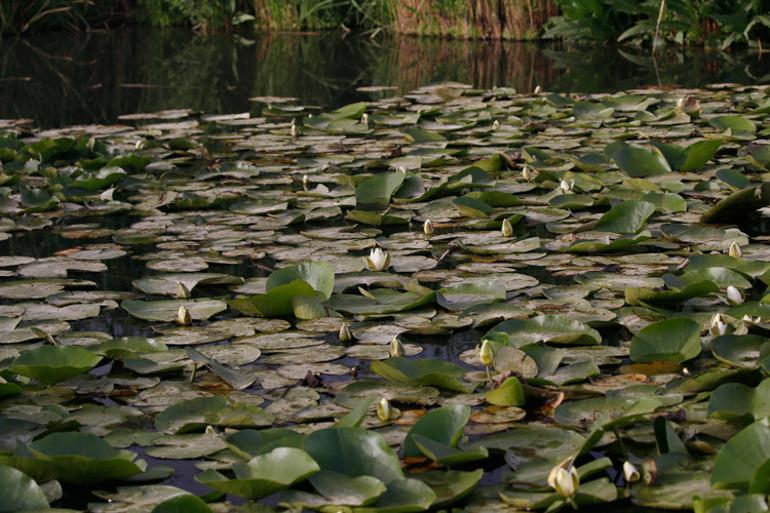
[629,318,701,363]
[10,345,101,385]
[371,357,473,393]
[196,447,319,499]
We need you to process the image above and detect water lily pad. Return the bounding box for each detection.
[121,299,226,322]
[10,345,101,385]
[629,318,701,363]
[371,357,473,393]
[196,447,319,499]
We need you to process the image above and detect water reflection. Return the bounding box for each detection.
[1,29,769,128]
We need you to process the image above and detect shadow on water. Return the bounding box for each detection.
[1,29,770,128]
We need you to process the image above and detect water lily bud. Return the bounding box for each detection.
[548,465,579,498]
[177,305,192,325]
[623,461,641,483]
[365,247,390,272]
[99,187,115,201]
[290,119,297,138]
[376,397,392,422]
[87,136,96,152]
[389,336,405,357]
[534,85,542,95]
[492,120,500,130]
[423,219,434,236]
[396,165,406,175]
[175,281,191,299]
[134,140,144,151]
[478,339,494,367]
[728,241,742,259]
[361,112,369,127]
[302,174,309,191]
[522,165,533,181]
[559,178,574,193]
[339,323,352,343]
[726,285,743,305]
[501,218,513,238]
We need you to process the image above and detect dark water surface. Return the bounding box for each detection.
[2,28,770,128]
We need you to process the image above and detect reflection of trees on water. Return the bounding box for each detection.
[1,29,769,128]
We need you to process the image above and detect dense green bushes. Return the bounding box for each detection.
[1,0,768,48]
[545,0,770,49]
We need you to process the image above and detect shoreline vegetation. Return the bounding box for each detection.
[1,0,768,49]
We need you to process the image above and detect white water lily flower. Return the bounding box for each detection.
[389,336,405,358]
[365,248,390,272]
[726,285,743,305]
[396,165,406,175]
[338,323,352,343]
[501,218,513,238]
[477,339,494,367]
[559,178,574,193]
[709,313,726,336]
[522,166,533,181]
[177,305,192,325]
[728,241,742,258]
[742,314,761,325]
[623,461,641,483]
[492,120,500,130]
[376,397,392,422]
[548,464,579,498]
[423,219,434,236]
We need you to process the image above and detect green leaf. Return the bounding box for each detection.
[485,376,526,406]
[196,447,319,500]
[370,358,473,393]
[304,427,403,484]
[403,405,470,457]
[594,200,656,234]
[0,464,49,512]
[356,172,406,211]
[121,299,227,322]
[151,494,213,513]
[629,318,701,363]
[488,314,601,346]
[10,345,101,385]
[612,144,671,177]
[709,115,757,139]
[711,418,770,490]
[267,261,335,300]
[436,280,506,312]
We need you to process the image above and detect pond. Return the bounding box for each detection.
[2,28,770,127]
[1,28,770,513]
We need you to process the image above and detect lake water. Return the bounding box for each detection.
[1,28,770,128]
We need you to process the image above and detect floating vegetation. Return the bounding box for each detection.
[1,82,770,512]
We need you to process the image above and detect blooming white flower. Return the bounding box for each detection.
[477,339,494,367]
[501,218,513,238]
[559,178,574,193]
[177,305,192,325]
[728,241,742,259]
[389,336,405,358]
[365,248,390,272]
[709,313,726,336]
[726,285,743,306]
[623,461,641,483]
[376,397,392,422]
[548,463,579,498]
[423,219,434,236]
